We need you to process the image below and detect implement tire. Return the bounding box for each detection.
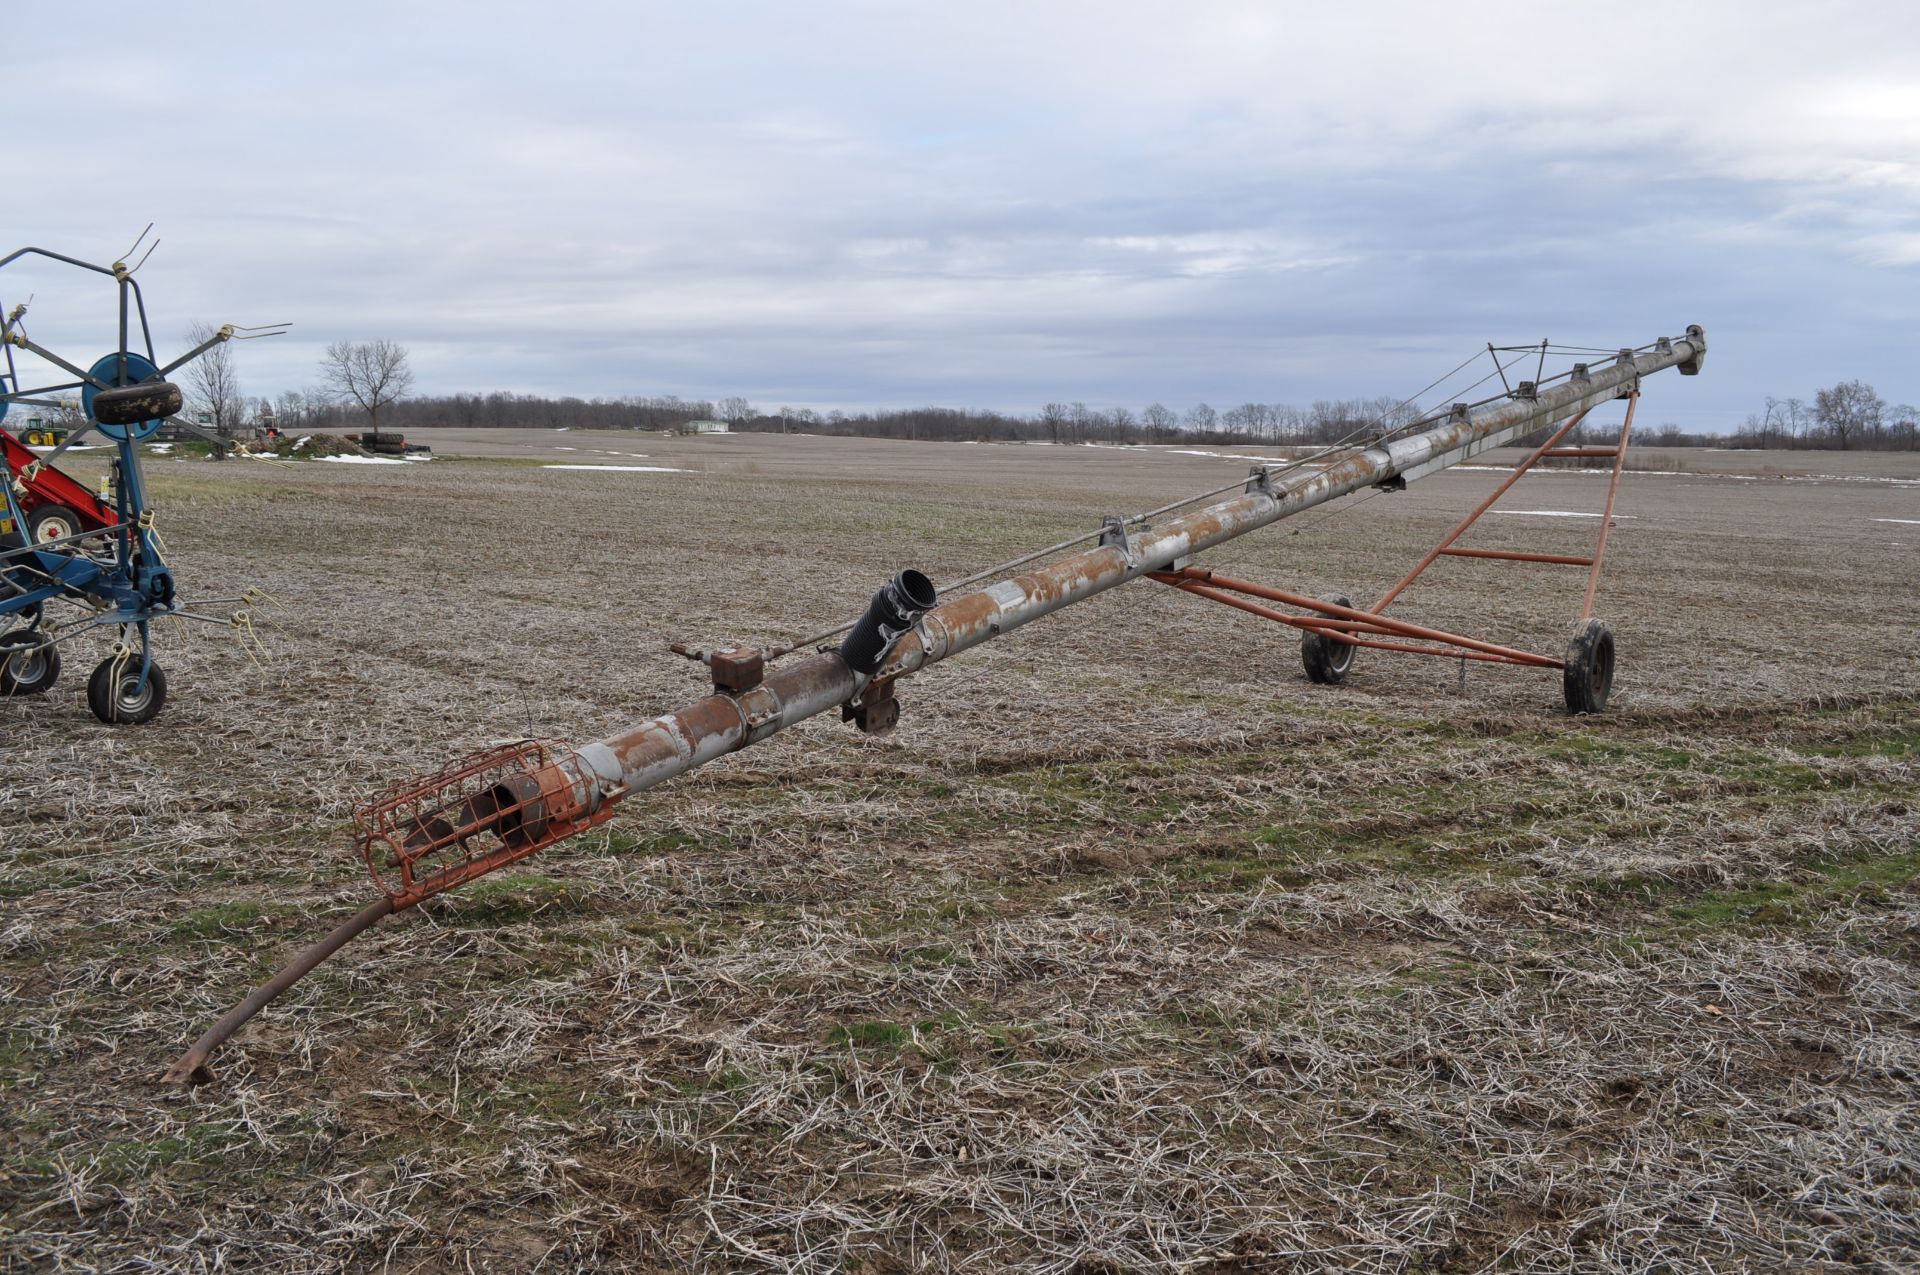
[0,630,60,696]
[1301,594,1358,685]
[28,504,81,546]
[87,658,167,725]
[1563,618,1615,715]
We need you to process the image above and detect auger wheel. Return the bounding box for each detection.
[1300,593,1358,685]
[1562,618,1614,715]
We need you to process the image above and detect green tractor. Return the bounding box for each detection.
[18,416,69,447]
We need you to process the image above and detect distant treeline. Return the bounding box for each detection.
[259,378,1918,450]
[264,390,1425,447]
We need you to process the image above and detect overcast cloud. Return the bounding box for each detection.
[8,1,1918,429]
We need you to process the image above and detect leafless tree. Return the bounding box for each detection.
[1814,379,1884,450]
[1040,402,1068,444]
[1892,404,1919,451]
[1141,403,1177,438]
[318,339,414,432]
[184,321,244,437]
[718,396,753,424]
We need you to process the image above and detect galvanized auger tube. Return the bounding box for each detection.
[164,326,1705,1084]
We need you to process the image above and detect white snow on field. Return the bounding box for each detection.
[1491,510,1637,519]
[147,443,174,454]
[320,454,409,465]
[1871,518,1920,525]
[1167,448,1301,464]
[542,463,685,473]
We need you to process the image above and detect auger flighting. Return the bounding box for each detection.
[165,325,1705,1083]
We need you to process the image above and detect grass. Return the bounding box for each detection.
[2,438,1917,1272]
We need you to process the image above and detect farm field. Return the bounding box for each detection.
[3,432,1918,1272]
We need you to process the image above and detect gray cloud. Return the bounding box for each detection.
[7,0,1917,430]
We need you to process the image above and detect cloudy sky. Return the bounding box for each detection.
[8,1,1917,430]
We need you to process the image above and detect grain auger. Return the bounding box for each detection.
[165,326,1704,1084]
[0,234,287,723]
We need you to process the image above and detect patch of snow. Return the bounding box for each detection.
[319,454,409,465]
[1871,518,1920,525]
[1167,448,1299,464]
[541,464,685,473]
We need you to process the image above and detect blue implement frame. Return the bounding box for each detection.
[1,239,282,722]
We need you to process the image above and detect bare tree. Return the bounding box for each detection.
[1040,402,1069,444]
[184,321,244,437]
[1892,404,1919,451]
[718,396,753,425]
[319,339,414,433]
[1814,379,1884,450]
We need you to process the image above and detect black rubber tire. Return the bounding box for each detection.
[0,630,60,696]
[1563,618,1615,715]
[1301,593,1359,685]
[27,504,81,546]
[87,658,168,725]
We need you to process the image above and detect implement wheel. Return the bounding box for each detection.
[1301,594,1358,685]
[88,657,167,725]
[0,630,60,696]
[28,504,81,546]
[1563,619,1615,715]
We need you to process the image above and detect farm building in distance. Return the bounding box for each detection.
[680,418,728,435]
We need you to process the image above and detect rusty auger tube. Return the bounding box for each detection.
[163,326,1705,1084]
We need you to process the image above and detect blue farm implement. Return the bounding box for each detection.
[1,236,285,723]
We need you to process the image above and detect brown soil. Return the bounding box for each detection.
[3,434,1916,1271]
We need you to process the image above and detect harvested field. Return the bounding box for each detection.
[3,433,1918,1272]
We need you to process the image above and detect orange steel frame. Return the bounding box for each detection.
[1152,392,1641,670]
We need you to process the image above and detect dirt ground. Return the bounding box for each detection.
[3,430,1917,1272]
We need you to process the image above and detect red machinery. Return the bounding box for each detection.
[2,427,118,546]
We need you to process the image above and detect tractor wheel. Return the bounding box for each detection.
[87,657,168,725]
[28,504,80,546]
[1301,594,1359,685]
[1562,619,1615,715]
[0,630,60,696]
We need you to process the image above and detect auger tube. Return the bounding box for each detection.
[164,326,1705,1084]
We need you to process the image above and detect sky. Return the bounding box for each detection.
[6,1,1918,432]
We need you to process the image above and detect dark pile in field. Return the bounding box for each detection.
[277,433,361,459]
